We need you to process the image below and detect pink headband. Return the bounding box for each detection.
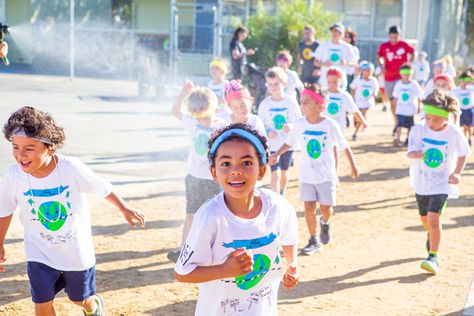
[302,89,325,105]
[226,89,253,104]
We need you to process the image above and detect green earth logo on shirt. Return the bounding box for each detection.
[424,148,444,168]
[273,114,286,130]
[24,185,71,232]
[462,97,470,106]
[307,139,322,159]
[195,134,210,156]
[327,102,339,115]
[362,89,370,98]
[401,93,410,102]
[330,53,340,63]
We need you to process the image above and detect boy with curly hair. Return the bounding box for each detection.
[0,106,145,316]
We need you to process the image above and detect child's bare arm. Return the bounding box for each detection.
[448,156,467,184]
[282,245,299,290]
[0,214,13,272]
[407,151,424,159]
[175,248,253,283]
[343,147,359,178]
[171,80,194,120]
[105,192,145,227]
[269,144,292,165]
[354,110,368,128]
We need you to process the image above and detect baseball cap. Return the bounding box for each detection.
[389,25,401,34]
[329,23,345,34]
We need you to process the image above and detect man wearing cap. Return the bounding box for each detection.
[297,24,320,85]
[312,23,358,90]
[377,25,415,126]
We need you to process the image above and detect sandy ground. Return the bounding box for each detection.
[0,74,473,315]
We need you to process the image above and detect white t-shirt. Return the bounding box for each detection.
[175,188,298,316]
[345,45,360,76]
[285,69,304,99]
[408,121,471,197]
[312,40,358,89]
[286,117,348,184]
[220,113,267,137]
[393,80,422,116]
[324,90,358,130]
[423,79,434,98]
[350,76,380,109]
[413,60,430,82]
[182,114,228,180]
[0,155,113,271]
[452,88,474,110]
[257,95,303,151]
[208,80,232,117]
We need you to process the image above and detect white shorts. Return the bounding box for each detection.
[299,181,336,206]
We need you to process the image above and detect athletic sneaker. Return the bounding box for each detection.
[352,133,357,141]
[319,218,331,245]
[300,237,323,255]
[426,234,430,252]
[421,256,440,274]
[404,138,409,147]
[382,105,387,112]
[167,249,181,263]
[83,294,105,316]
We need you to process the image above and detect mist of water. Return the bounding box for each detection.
[5,21,168,92]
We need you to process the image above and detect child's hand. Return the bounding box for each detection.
[351,165,360,179]
[181,80,194,95]
[268,154,279,166]
[448,173,461,184]
[121,207,145,228]
[282,264,299,290]
[0,42,8,58]
[268,130,277,139]
[0,245,6,272]
[283,124,291,133]
[222,248,254,278]
[409,151,424,159]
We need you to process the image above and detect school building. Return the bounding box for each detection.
[0,0,470,78]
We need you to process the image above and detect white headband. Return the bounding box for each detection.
[11,127,54,145]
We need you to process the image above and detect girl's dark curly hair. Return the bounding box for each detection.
[208,123,269,167]
[3,106,65,151]
[422,89,458,113]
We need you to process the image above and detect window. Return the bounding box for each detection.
[112,0,132,28]
[374,0,401,37]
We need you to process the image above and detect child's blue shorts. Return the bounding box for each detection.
[270,150,294,172]
[27,261,96,303]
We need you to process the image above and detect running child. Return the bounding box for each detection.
[407,89,470,274]
[0,106,145,316]
[208,58,232,117]
[174,123,299,315]
[269,85,360,254]
[276,50,304,99]
[170,81,228,260]
[375,65,389,112]
[452,72,474,145]
[324,67,368,135]
[413,51,430,87]
[424,60,445,98]
[258,67,302,195]
[393,64,422,147]
[221,80,266,136]
[350,61,379,141]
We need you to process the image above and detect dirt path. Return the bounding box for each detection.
[1,102,473,316]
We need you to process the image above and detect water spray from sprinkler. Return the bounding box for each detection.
[0,23,10,65]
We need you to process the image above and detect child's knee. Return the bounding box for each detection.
[35,300,54,312]
[304,201,317,211]
[427,212,441,228]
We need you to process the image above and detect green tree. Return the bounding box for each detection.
[245,0,340,70]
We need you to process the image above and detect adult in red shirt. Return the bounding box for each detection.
[377,25,415,128]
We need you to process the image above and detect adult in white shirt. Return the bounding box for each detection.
[312,23,358,90]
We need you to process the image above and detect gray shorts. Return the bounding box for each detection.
[185,174,220,214]
[384,80,397,100]
[299,181,336,206]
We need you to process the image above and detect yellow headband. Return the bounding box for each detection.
[210,60,228,74]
